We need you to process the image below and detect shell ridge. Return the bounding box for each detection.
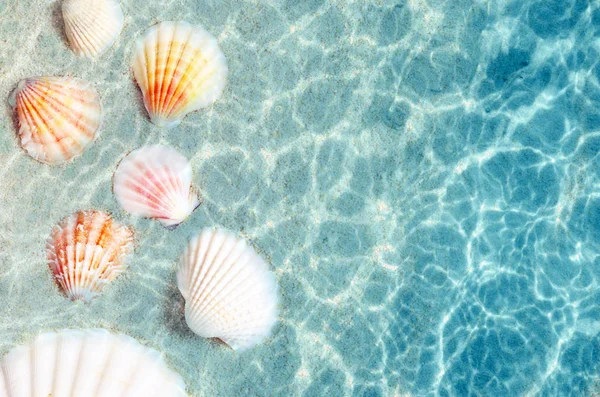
[96,332,118,394]
[25,82,95,134]
[187,235,248,320]
[1,346,29,396]
[187,236,251,325]
[119,339,149,396]
[25,79,100,127]
[152,149,195,222]
[154,23,179,118]
[185,234,210,302]
[15,93,46,147]
[142,29,159,120]
[150,24,168,118]
[151,25,165,121]
[187,230,234,312]
[120,164,173,207]
[160,28,213,116]
[120,349,166,397]
[189,255,263,328]
[199,260,272,318]
[161,47,207,118]
[177,58,226,116]
[158,24,195,116]
[168,39,227,117]
[119,168,175,215]
[68,330,93,395]
[66,14,99,57]
[18,89,64,146]
[185,230,216,303]
[74,14,107,56]
[188,234,248,302]
[137,152,182,213]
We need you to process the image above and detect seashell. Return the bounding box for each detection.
[132,21,228,128]
[8,76,102,165]
[0,329,187,396]
[113,145,200,228]
[177,227,279,351]
[62,0,125,58]
[46,210,134,302]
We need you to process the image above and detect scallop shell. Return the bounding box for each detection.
[62,0,125,58]
[177,228,279,351]
[8,76,102,165]
[132,21,228,128]
[0,329,187,396]
[113,145,200,228]
[47,210,134,302]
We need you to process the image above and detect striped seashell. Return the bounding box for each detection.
[132,21,228,128]
[177,227,279,351]
[62,0,125,58]
[0,329,187,396]
[8,76,102,165]
[113,145,201,228]
[46,210,134,302]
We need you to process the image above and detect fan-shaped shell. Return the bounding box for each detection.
[113,145,200,228]
[0,329,187,396]
[8,76,102,165]
[62,0,125,58]
[132,21,228,128]
[177,228,279,351]
[47,210,134,302]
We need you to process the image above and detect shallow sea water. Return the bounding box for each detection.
[1,0,600,396]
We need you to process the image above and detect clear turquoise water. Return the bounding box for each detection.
[1,0,600,396]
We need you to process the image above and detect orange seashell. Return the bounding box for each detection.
[46,210,134,302]
[8,76,102,165]
[132,21,228,128]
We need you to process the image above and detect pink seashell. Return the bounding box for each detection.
[113,145,201,228]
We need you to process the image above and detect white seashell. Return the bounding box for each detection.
[113,145,201,228]
[0,329,187,396]
[46,210,134,302]
[177,228,279,351]
[8,76,102,165]
[62,0,125,58]
[132,21,228,128]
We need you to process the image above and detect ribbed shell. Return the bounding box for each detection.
[113,145,200,228]
[177,228,279,351]
[8,76,102,165]
[46,210,134,302]
[132,21,228,128]
[0,329,187,397]
[62,0,125,58]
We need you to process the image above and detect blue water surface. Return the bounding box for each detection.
[0,0,600,396]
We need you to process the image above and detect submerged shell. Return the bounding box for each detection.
[132,21,228,128]
[47,210,134,302]
[177,228,279,351]
[0,329,187,397]
[113,145,200,228]
[8,76,102,165]
[62,0,125,58]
